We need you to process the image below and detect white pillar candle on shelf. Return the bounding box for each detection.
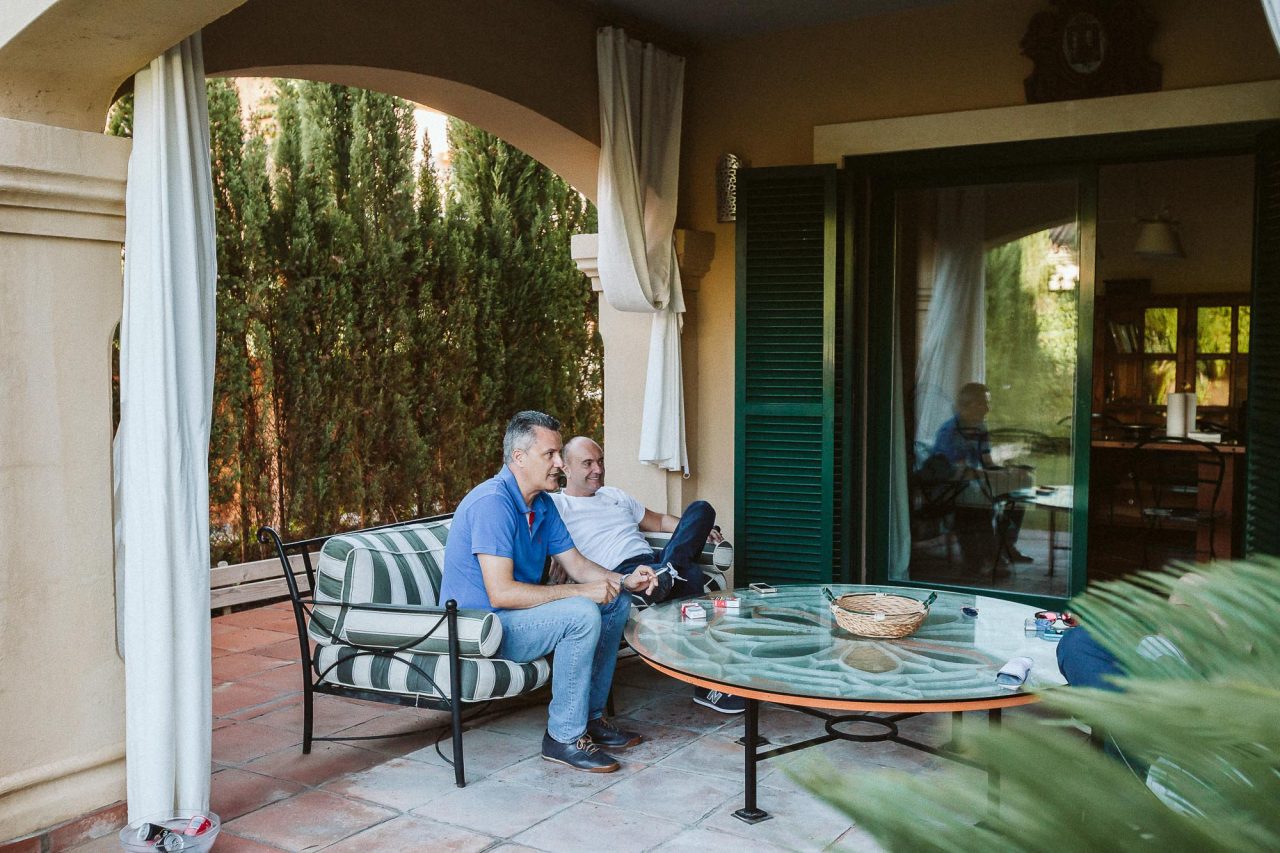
[1183,392,1197,434]
[1166,391,1187,437]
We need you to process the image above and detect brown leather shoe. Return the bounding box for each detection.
[586,716,643,749]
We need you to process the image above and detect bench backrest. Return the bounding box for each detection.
[309,518,453,646]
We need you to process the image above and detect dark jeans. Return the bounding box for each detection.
[1057,627,1145,775]
[614,500,716,603]
[1056,626,1124,691]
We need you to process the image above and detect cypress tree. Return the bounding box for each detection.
[265,80,358,536]
[207,79,274,563]
[446,119,603,495]
[150,80,606,552]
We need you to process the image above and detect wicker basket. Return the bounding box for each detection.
[829,592,929,638]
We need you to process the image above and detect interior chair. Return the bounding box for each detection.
[1060,413,1128,523]
[258,514,552,788]
[909,442,967,568]
[1128,437,1227,568]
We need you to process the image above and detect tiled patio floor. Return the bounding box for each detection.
[66,602,1021,852]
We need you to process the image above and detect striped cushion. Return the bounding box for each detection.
[315,522,450,604]
[309,520,503,657]
[314,644,550,703]
[340,607,502,657]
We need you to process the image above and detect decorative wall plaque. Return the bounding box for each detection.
[1021,0,1161,103]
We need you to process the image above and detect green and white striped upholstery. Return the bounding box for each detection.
[310,520,499,656]
[642,531,733,592]
[314,644,550,703]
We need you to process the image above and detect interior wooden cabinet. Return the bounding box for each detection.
[1094,291,1251,432]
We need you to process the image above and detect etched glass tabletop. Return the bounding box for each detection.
[624,584,1067,706]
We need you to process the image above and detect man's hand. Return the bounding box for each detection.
[580,575,621,604]
[622,566,658,596]
[708,525,724,545]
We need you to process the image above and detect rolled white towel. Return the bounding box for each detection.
[996,656,1035,689]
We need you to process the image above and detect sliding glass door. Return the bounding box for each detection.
[872,173,1092,602]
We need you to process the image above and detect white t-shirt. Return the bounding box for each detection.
[548,486,653,570]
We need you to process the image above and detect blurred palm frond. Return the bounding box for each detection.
[789,558,1280,852]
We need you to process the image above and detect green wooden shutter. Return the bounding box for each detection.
[735,166,838,585]
[1247,127,1280,556]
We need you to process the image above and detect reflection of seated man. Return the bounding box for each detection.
[549,436,746,715]
[932,382,1030,575]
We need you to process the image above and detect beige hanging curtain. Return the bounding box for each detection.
[595,26,689,474]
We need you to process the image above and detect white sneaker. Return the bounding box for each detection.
[692,687,746,714]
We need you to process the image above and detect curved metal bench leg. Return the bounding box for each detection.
[303,681,314,754]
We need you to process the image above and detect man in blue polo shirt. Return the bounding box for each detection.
[440,411,658,773]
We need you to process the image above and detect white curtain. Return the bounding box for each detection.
[888,299,913,580]
[1264,0,1280,51]
[596,27,689,474]
[115,34,216,819]
[914,187,987,453]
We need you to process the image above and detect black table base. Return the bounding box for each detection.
[732,699,1001,824]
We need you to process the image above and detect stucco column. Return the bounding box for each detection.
[570,229,715,515]
[0,117,129,840]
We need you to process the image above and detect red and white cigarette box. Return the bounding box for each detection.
[680,602,707,620]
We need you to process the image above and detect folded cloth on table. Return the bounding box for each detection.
[995,656,1034,689]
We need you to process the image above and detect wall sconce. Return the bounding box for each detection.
[1134,214,1184,259]
[716,153,746,223]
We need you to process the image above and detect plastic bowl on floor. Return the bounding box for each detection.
[118,811,220,852]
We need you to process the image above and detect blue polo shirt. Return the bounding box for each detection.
[439,466,575,611]
[932,416,990,469]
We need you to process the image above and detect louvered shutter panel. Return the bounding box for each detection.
[736,166,837,584]
[1247,127,1280,556]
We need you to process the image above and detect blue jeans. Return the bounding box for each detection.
[1057,627,1145,773]
[1056,626,1124,691]
[615,500,716,602]
[495,593,632,743]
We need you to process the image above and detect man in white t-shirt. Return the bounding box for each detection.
[549,436,745,714]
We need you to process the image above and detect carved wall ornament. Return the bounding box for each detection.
[1021,0,1161,104]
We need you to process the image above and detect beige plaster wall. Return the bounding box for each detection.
[678,0,1280,544]
[0,0,245,131]
[0,117,128,840]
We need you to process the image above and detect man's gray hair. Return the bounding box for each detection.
[503,410,562,463]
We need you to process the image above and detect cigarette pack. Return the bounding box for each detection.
[713,596,740,611]
[680,602,707,620]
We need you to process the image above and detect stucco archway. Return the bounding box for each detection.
[0,0,612,838]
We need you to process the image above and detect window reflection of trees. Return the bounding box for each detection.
[984,227,1077,486]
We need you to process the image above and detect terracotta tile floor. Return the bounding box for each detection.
[62,601,1040,852]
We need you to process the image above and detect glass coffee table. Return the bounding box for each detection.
[623,584,1066,823]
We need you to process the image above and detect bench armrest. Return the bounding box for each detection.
[307,598,502,657]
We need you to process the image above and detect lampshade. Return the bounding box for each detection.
[1134,218,1184,259]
